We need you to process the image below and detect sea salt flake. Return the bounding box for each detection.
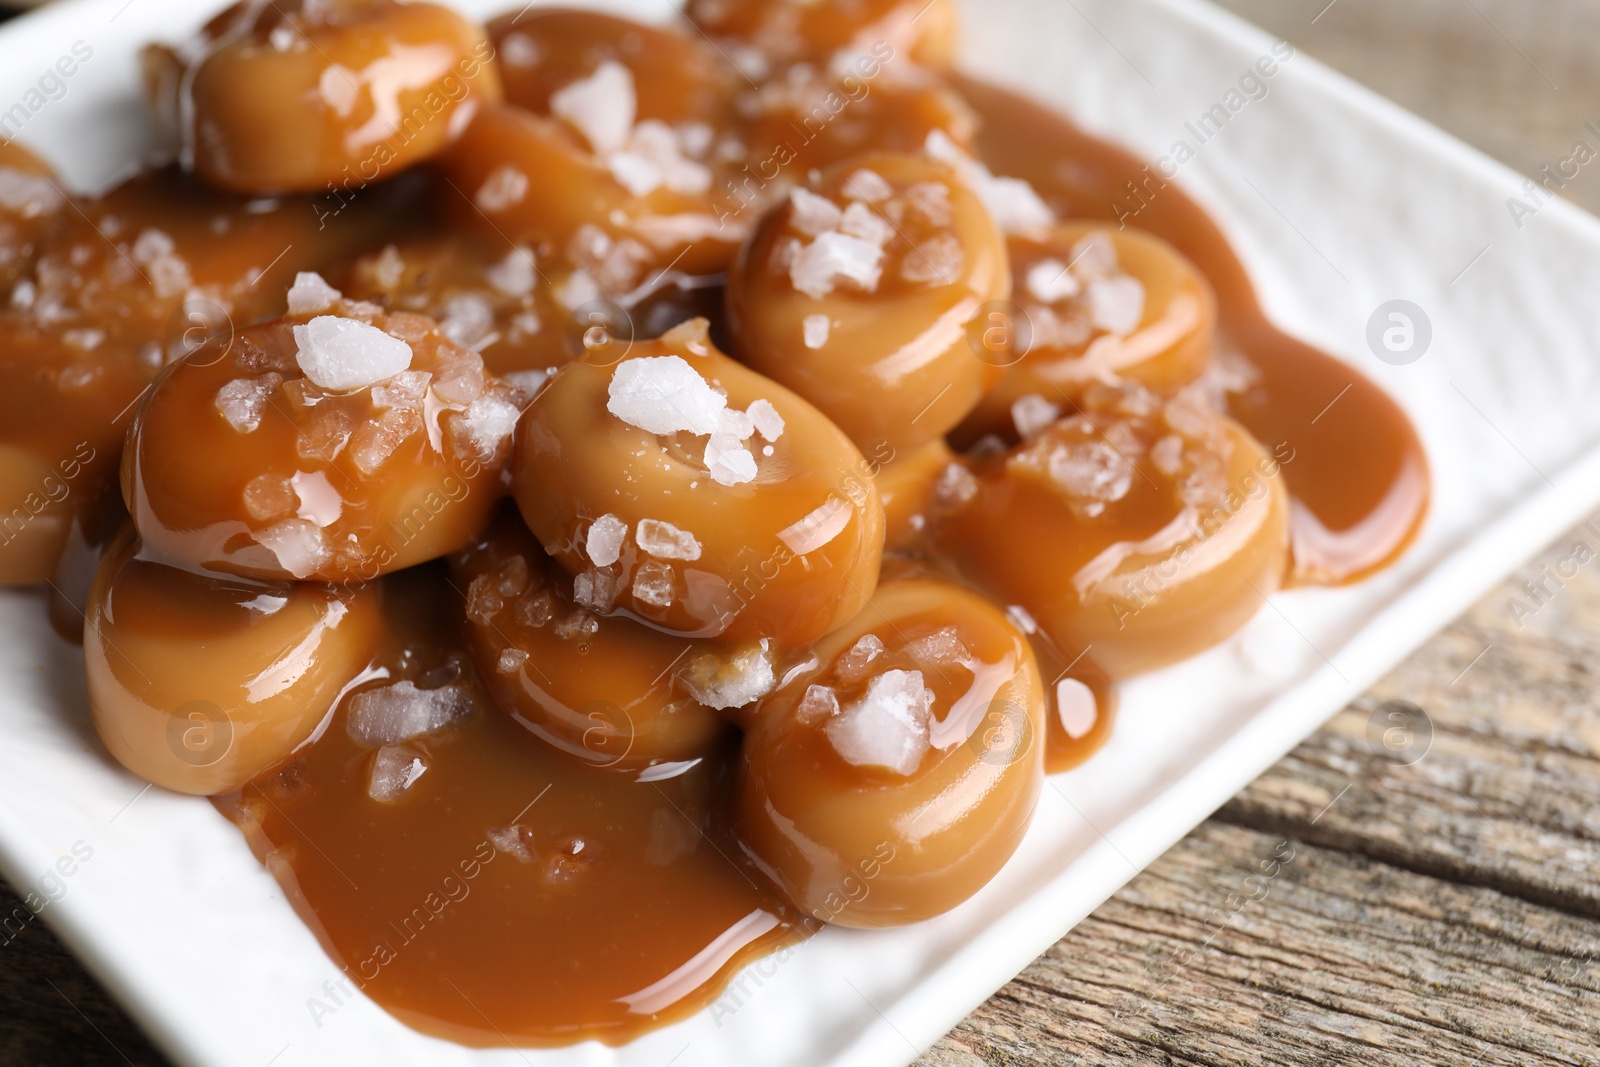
[788,187,843,236]
[789,231,885,299]
[456,392,521,458]
[371,369,431,411]
[900,232,963,284]
[551,60,636,154]
[718,407,755,439]
[430,353,483,407]
[349,408,420,473]
[0,168,63,217]
[1088,275,1146,334]
[286,271,342,314]
[586,513,628,567]
[606,355,727,435]
[497,648,528,675]
[631,560,675,607]
[293,315,412,391]
[477,165,529,212]
[704,433,758,486]
[242,473,296,522]
[746,398,785,441]
[347,681,472,746]
[826,669,934,776]
[1151,434,1185,476]
[1046,440,1135,507]
[368,746,427,802]
[907,626,970,667]
[839,201,894,246]
[438,293,497,350]
[679,643,775,710]
[1026,259,1080,303]
[803,313,830,349]
[256,518,329,578]
[1069,232,1119,279]
[636,518,701,560]
[796,684,841,725]
[933,463,978,509]
[844,169,893,203]
[215,373,282,433]
[573,569,619,612]
[484,247,537,297]
[487,825,536,862]
[836,634,885,681]
[1011,393,1061,439]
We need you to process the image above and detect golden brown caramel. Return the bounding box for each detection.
[452,512,728,769]
[874,438,963,553]
[939,384,1291,679]
[513,319,885,648]
[728,152,1009,455]
[218,565,805,1046]
[123,290,517,583]
[687,0,958,67]
[738,576,1044,926]
[0,167,391,587]
[959,224,1217,443]
[956,76,1429,585]
[0,140,62,295]
[490,8,733,127]
[148,0,501,195]
[337,235,567,378]
[85,525,383,795]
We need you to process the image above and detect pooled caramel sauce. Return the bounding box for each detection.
[955,77,1430,587]
[216,566,806,1047]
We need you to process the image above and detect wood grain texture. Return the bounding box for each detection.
[6,1,1600,1065]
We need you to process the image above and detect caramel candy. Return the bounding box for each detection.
[686,0,958,67]
[146,0,500,195]
[512,319,885,648]
[737,576,1044,926]
[452,512,727,769]
[123,279,517,583]
[940,383,1291,678]
[959,224,1216,443]
[728,152,1009,455]
[85,526,382,795]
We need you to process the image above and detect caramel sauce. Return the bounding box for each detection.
[216,566,805,1046]
[955,77,1430,586]
[3,0,1432,1046]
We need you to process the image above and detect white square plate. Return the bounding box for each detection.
[4,0,1600,1064]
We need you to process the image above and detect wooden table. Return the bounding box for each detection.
[4,1,1599,1064]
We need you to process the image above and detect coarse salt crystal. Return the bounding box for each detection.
[705,433,759,486]
[347,681,472,746]
[486,247,537,297]
[606,355,727,435]
[477,165,529,212]
[1046,440,1135,508]
[836,633,885,681]
[802,313,830,349]
[1026,259,1080,304]
[924,130,1053,234]
[456,392,522,458]
[839,201,894,247]
[0,168,63,217]
[844,169,893,203]
[256,518,329,578]
[286,271,342,315]
[679,643,775,710]
[636,518,701,560]
[1088,275,1146,335]
[215,373,282,433]
[1011,393,1061,439]
[826,668,934,776]
[368,746,427,801]
[293,315,412,392]
[796,684,841,725]
[746,398,785,441]
[586,513,628,567]
[551,60,636,155]
[573,568,619,612]
[933,463,979,509]
[631,560,675,607]
[1069,232,1119,278]
[718,407,755,439]
[789,231,885,299]
[899,232,963,284]
[438,292,496,350]
[788,187,843,236]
